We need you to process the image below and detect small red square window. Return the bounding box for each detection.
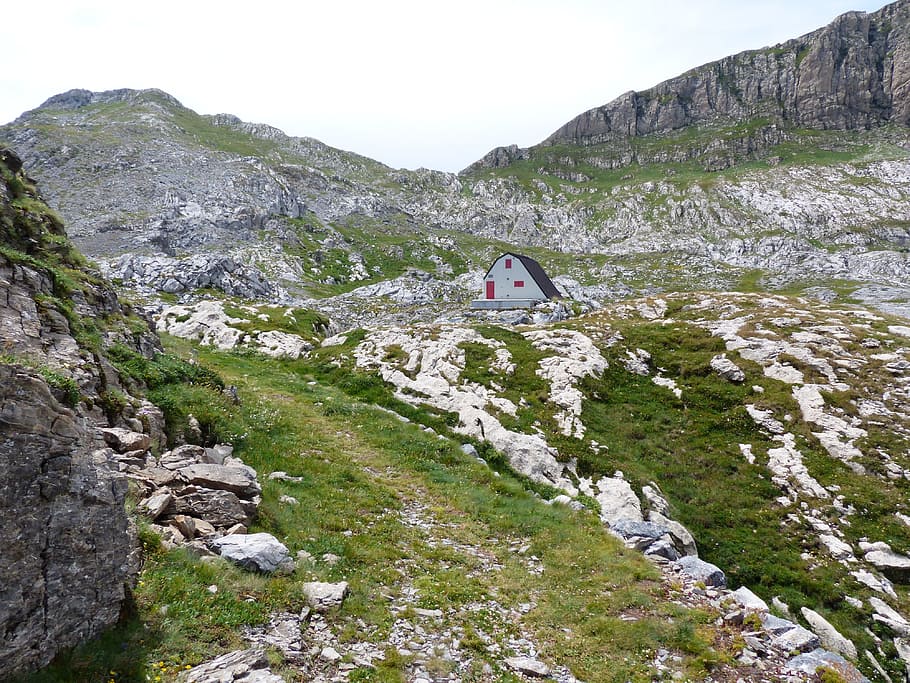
[514,280,524,288]
[505,258,512,269]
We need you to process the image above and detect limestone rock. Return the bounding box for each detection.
[178,463,261,497]
[140,489,173,520]
[0,366,136,677]
[302,581,349,612]
[863,542,910,581]
[869,596,910,635]
[592,476,643,525]
[109,253,282,301]
[255,330,312,359]
[710,354,745,383]
[178,648,284,683]
[610,520,679,559]
[819,533,854,561]
[731,586,768,612]
[786,649,868,683]
[211,533,292,573]
[895,638,910,677]
[539,3,910,156]
[760,613,820,652]
[674,556,726,587]
[99,427,151,454]
[800,606,857,659]
[773,623,821,653]
[170,487,253,528]
[504,656,550,677]
[160,445,206,470]
[648,510,698,557]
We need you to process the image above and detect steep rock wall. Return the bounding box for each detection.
[0,148,155,676]
[0,366,135,677]
[546,1,910,146]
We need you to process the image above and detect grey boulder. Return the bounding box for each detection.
[785,649,869,683]
[100,427,151,453]
[674,556,726,587]
[211,533,292,573]
[504,656,550,677]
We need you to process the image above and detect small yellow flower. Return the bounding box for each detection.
[185,665,192,670]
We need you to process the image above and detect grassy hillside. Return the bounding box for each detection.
[17,334,744,683]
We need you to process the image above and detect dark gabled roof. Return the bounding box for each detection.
[483,252,562,299]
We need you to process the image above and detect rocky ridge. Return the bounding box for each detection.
[474,0,910,165]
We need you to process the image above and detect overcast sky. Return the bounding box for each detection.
[2,1,889,172]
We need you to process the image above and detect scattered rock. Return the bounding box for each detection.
[863,542,910,581]
[178,463,261,497]
[800,606,857,659]
[648,510,698,557]
[99,427,150,453]
[731,586,768,612]
[785,648,868,683]
[302,581,349,612]
[710,354,745,382]
[320,645,343,662]
[170,487,254,528]
[178,648,284,683]
[591,476,643,525]
[139,490,173,520]
[160,445,206,470]
[895,638,910,676]
[869,596,910,635]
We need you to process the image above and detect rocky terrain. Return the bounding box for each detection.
[3,0,910,322]
[4,2,910,681]
[132,284,910,682]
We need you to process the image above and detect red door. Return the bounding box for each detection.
[486,281,495,299]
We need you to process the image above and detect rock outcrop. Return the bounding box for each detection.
[474,0,910,166]
[0,148,159,676]
[0,366,136,677]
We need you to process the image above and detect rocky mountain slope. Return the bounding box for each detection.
[562,2,907,147]
[3,2,910,323]
[474,0,910,162]
[4,3,910,680]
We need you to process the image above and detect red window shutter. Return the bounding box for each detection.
[505,258,512,269]
[514,280,524,288]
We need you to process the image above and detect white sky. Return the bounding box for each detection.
[2,1,888,172]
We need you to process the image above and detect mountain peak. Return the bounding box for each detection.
[34,87,184,113]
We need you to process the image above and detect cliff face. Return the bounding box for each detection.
[0,366,134,676]
[0,149,161,677]
[544,0,910,147]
